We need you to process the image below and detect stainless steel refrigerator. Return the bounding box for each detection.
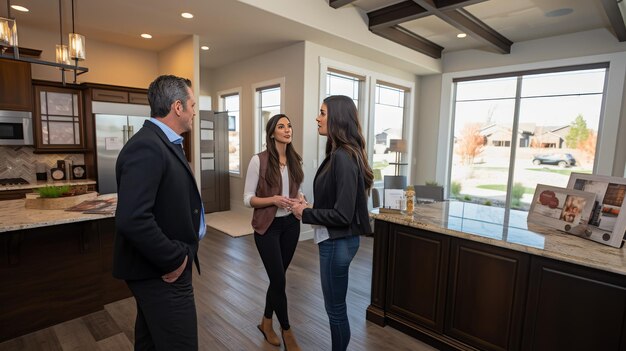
[95,113,150,194]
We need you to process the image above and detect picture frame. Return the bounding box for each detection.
[567,173,626,248]
[528,184,596,238]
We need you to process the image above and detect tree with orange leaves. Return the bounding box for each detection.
[455,123,485,165]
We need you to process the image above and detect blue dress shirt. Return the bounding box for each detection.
[149,118,206,240]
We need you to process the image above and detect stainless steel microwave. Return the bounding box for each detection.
[0,110,33,145]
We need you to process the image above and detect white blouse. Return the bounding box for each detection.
[243,155,298,217]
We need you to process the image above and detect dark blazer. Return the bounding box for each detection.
[113,120,202,280]
[302,148,371,239]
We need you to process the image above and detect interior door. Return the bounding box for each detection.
[200,111,229,213]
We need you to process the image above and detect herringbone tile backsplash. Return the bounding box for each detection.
[0,146,85,182]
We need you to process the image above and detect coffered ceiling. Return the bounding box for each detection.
[4,0,621,70]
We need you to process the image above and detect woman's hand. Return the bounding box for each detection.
[273,195,295,211]
[291,201,311,220]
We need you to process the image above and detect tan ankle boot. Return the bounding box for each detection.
[257,316,281,346]
[281,328,301,351]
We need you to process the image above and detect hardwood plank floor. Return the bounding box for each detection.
[0,228,438,350]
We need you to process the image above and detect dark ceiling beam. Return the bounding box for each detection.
[600,0,626,41]
[329,0,357,9]
[435,0,489,11]
[371,26,443,58]
[368,1,430,30]
[413,0,512,54]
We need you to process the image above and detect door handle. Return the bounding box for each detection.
[122,125,128,144]
[128,125,134,139]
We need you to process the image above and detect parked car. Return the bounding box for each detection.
[532,153,576,167]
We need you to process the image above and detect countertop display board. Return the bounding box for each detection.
[528,184,596,237]
[567,173,626,248]
[383,175,406,211]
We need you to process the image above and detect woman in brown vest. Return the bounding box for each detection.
[243,114,304,350]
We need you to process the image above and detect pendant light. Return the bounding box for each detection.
[0,0,18,47]
[55,0,70,65]
[68,0,85,61]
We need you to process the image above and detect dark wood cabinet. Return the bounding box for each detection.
[0,58,32,111]
[386,224,449,332]
[92,88,129,103]
[367,220,626,351]
[445,239,528,351]
[33,82,86,152]
[0,218,131,342]
[522,257,626,351]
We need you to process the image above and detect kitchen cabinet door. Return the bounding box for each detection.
[445,238,529,351]
[33,85,85,152]
[522,257,626,351]
[0,58,32,111]
[386,224,450,332]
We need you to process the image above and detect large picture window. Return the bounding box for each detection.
[449,65,607,210]
[373,83,409,181]
[221,93,240,174]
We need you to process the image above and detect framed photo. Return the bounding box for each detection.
[528,184,596,237]
[567,173,626,248]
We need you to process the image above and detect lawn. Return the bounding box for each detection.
[477,184,535,194]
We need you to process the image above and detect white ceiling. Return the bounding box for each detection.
[5,0,617,69]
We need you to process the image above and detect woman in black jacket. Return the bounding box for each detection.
[292,95,373,351]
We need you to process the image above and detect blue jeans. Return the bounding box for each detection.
[319,235,360,351]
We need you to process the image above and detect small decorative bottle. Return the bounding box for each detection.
[404,186,415,215]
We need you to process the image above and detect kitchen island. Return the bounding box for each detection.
[0,195,130,342]
[368,201,626,351]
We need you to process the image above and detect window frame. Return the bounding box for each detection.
[252,78,285,154]
[318,58,415,184]
[218,87,242,177]
[437,53,626,201]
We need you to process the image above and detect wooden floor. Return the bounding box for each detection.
[0,228,438,351]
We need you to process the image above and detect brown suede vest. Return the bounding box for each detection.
[251,151,299,234]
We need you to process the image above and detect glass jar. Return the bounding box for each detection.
[402,187,415,215]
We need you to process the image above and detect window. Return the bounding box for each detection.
[256,85,281,152]
[326,69,362,106]
[373,83,409,181]
[323,66,412,186]
[221,93,240,174]
[449,65,607,210]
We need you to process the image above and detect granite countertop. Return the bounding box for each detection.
[372,201,626,276]
[0,179,97,192]
[0,194,116,233]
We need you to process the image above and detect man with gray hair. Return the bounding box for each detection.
[113,74,205,350]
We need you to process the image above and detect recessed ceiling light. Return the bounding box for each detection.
[545,8,573,17]
[181,12,194,19]
[457,33,467,39]
[11,5,29,12]
[141,33,152,39]
[201,46,209,51]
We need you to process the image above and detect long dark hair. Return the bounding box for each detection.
[323,95,373,192]
[264,114,304,188]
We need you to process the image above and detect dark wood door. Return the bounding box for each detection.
[522,256,626,351]
[445,238,529,351]
[200,110,229,213]
[386,224,449,332]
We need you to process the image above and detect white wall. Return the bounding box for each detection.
[18,25,158,88]
[205,42,306,215]
[416,28,626,187]
[158,35,201,182]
